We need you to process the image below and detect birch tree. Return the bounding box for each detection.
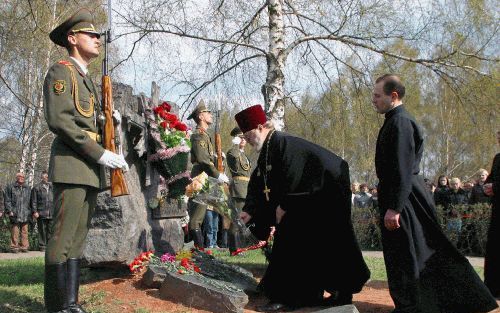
[117,0,498,130]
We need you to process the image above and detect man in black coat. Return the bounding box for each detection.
[373,74,497,313]
[4,172,32,253]
[484,130,500,298]
[31,171,54,251]
[235,105,370,312]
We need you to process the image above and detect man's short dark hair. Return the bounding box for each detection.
[375,74,405,99]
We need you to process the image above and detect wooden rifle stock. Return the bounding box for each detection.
[215,133,224,172]
[102,75,129,197]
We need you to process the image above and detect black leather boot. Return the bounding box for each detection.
[67,259,87,313]
[190,229,204,248]
[45,262,70,313]
[228,232,241,254]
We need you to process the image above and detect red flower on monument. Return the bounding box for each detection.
[161,101,172,112]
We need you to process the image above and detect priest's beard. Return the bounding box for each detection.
[251,137,264,152]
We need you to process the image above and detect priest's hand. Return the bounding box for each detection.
[384,209,400,231]
[240,212,252,224]
[276,206,286,224]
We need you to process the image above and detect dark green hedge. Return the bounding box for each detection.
[352,203,493,257]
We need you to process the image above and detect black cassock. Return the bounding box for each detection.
[375,105,497,313]
[243,130,370,307]
[485,153,500,297]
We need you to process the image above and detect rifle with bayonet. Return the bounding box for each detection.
[214,107,224,173]
[102,0,129,197]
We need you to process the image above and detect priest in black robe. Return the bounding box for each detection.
[235,105,370,312]
[373,74,498,313]
[484,130,500,298]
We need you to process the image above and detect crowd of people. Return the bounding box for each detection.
[351,168,493,255]
[0,171,54,253]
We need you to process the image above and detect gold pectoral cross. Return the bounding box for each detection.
[263,185,271,201]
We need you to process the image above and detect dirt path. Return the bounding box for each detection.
[0,250,44,260]
[83,276,500,313]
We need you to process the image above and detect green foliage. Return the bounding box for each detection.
[160,129,191,149]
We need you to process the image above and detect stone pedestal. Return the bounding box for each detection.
[82,82,186,267]
[159,271,248,313]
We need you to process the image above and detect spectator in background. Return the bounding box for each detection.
[369,187,379,211]
[434,175,449,208]
[462,180,475,198]
[446,177,469,233]
[31,171,54,252]
[351,182,360,205]
[424,178,436,194]
[470,169,491,205]
[4,173,31,253]
[354,183,372,208]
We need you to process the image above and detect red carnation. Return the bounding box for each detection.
[174,122,187,131]
[163,112,178,123]
[160,121,168,129]
[161,101,172,112]
[153,106,163,115]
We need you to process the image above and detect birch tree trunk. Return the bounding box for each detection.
[262,0,286,131]
[26,0,58,186]
[18,53,34,177]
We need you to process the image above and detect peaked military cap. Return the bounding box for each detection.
[230,126,243,137]
[187,99,211,120]
[50,8,101,47]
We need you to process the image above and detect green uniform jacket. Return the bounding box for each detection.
[226,145,251,199]
[43,58,105,188]
[190,126,220,178]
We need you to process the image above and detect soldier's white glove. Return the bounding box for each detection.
[97,150,128,169]
[218,173,229,184]
[112,110,122,125]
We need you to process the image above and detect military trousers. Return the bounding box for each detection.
[188,201,207,231]
[46,183,97,264]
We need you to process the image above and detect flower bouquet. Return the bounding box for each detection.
[129,249,201,275]
[129,248,244,292]
[185,172,269,256]
[147,101,191,198]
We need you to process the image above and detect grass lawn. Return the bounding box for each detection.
[0,251,485,313]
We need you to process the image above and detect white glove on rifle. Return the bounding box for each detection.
[218,173,229,184]
[97,150,128,170]
[112,110,122,125]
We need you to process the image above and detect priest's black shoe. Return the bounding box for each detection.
[255,302,294,312]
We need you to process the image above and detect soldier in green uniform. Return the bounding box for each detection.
[187,100,229,248]
[44,8,128,313]
[223,126,251,252]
